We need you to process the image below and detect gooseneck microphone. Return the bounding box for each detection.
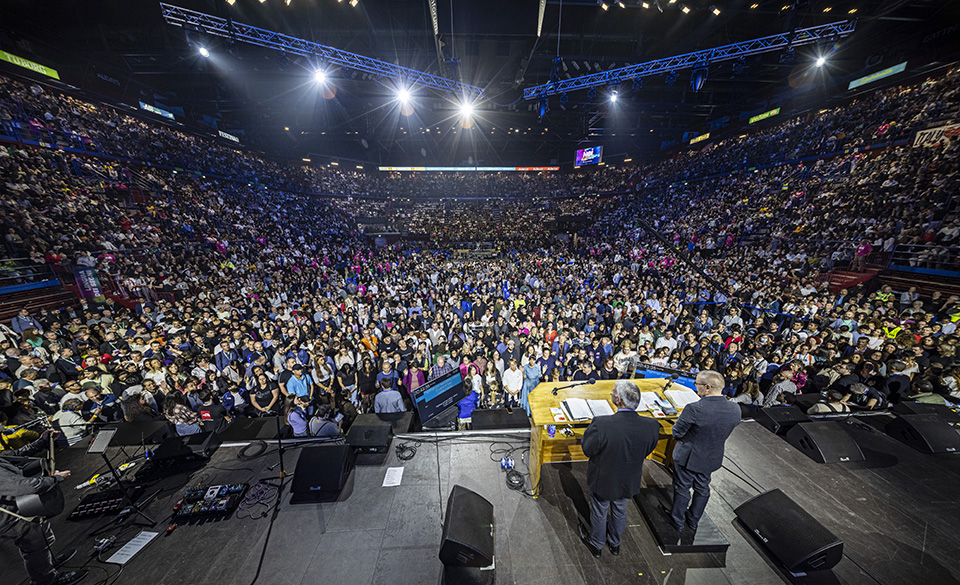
[552,377,597,395]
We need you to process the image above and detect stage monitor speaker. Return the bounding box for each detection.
[885,413,960,454]
[892,401,960,424]
[471,409,529,430]
[290,445,355,504]
[735,488,843,573]
[110,421,174,446]
[785,422,865,464]
[346,414,393,453]
[374,411,414,434]
[151,431,221,461]
[755,405,811,435]
[440,485,495,567]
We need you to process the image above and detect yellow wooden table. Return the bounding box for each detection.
[526,379,681,496]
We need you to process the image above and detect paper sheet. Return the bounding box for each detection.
[104,531,159,565]
[383,467,404,487]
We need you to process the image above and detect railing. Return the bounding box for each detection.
[0,259,61,292]
[888,243,960,276]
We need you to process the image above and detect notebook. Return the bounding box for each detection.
[559,398,615,421]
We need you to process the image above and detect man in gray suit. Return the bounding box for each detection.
[579,380,660,558]
[667,369,741,532]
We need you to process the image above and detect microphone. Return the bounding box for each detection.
[552,377,597,395]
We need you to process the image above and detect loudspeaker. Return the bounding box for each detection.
[755,405,811,435]
[374,411,414,434]
[217,417,288,442]
[893,401,960,424]
[151,431,221,461]
[471,409,529,430]
[885,413,960,454]
[110,421,174,446]
[345,414,393,453]
[440,485,495,567]
[290,445,355,504]
[735,489,843,573]
[785,422,865,464]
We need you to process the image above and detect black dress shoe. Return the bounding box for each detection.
[577,523,602,559]
[52,569,88,585]
[660,506,684,532]
[608,544,620,556]
[54,549,77,568]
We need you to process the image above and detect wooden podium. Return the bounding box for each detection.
[527,379,683,496]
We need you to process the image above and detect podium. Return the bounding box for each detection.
[526,379,682,496]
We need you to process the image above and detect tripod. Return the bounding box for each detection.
[88,428,155,526]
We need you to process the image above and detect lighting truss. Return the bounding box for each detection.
[523,19,856,100]
[159,3,484,99]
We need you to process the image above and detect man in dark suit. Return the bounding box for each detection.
[667,369,741,532]
[578,380,660,558]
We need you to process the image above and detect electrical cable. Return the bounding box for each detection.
[435,433,444,526]
[236,481,280,520]
[238,440,268,459]
[395,441,419,461]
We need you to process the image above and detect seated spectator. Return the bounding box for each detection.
[842,382,889,410]
[806,390,852,415]
[287,395,314,437]
[308,404,341,437]
[51,398,89,446]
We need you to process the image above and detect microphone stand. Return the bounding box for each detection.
[552,378,596,395]
[263,415,293,483]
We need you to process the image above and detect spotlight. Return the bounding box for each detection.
[397,88,411,103]
[600,2,609,10]
[681,5,690,13]
[459,101,474,117]
[198,46,210,58]
[259,0,266,3]
[815,56,826,67]
[823,6,832,11]
[226,0,236,5]
[314,69,327,83]
[749,2,758,7]
[609,92,618,103]
[350,0,358,6]
[711,5,721,15]
[847,7,857,13]
[618,1,626,7]
[642,1,650,7]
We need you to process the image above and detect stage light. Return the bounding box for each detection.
[618,2,626,7]
[459,101,474,117]
[823,6,832,11]
[609,92,618,103]
[642,2,650,7]
[749,3,758,7]
[284,126,290,131]
[350,0,358,6]
[681,5,690,13]
[848,7,857,13]
[815,56,826,67]
[259,0,266,3]
[314,69,327,83]
[712,6,721,15]
[600,3,609,10]
[397,88,411,103]
[225,0,236,5]
[668,0,676,4]
[198,46,210,58]
[286,0,291,5]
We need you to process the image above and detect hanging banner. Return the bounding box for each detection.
[0,50,60,80]
[913,122,960,148]
[74,267,105,302]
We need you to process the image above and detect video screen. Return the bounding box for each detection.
[412,369,466,423]
[575,146,603,167]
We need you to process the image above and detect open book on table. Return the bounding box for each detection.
[559,398,615,422]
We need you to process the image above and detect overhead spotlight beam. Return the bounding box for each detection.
[159,2,483,98]
[523,19,856,100]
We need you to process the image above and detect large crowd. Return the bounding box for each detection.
[1,65,959,449]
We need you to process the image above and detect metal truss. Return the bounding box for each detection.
[523,20,857,100]
[159,3,484,99]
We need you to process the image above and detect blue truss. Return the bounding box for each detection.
[523,20,857,100]
[159,3,484,99]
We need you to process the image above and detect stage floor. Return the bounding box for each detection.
[3,417,960,585]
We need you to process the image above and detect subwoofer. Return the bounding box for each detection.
[735,489,843,573]
[290,444,356,504]
[439,485,495,567]
[785,422,865,464]
[885,413,960,454]
[754,405,811,435]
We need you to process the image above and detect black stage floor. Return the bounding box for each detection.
[3,417,960,585]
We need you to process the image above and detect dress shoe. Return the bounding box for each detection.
[608,543,620,556]
[54,549,77,568]
[660,506,684,532]
[577,523,602,559]
[52,569,88,585]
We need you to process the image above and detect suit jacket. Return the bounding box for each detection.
[581,410,660,501]
[671,395,741,474]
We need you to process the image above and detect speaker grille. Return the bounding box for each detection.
[736,489,842,573]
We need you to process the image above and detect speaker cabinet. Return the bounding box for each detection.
[345,414,393,453]
[471,409,529,430]
[290,445,356,504]
[735,489,843,573]
[892,401,960,424]
[755,405,811,435]
[440,485,495,567]
[885,414,960,454]
[785,422,865,464]
[110,421,174,446]
[151,431,221,461]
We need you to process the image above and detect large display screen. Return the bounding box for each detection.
[411,369,466,424]
[574,146,603,167]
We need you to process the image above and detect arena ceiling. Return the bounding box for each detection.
[0,0,957,167]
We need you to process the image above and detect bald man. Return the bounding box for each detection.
[666,369,741,532]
